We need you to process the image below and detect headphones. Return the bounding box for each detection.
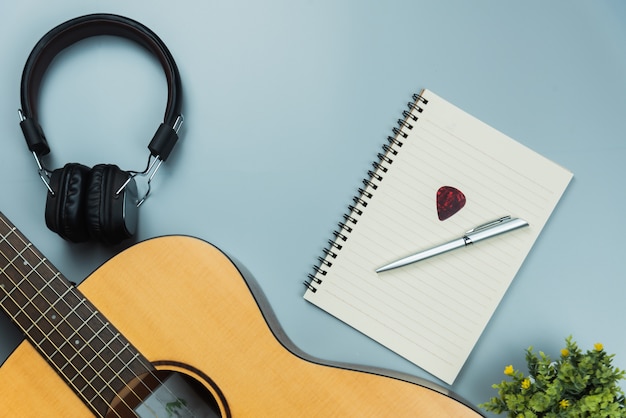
[18,14,183,245]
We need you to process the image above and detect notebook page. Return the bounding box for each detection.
[304,89,573,384]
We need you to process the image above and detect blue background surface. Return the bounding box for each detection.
[1,1,625,415]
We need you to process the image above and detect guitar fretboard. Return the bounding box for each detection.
[0,213,153,417]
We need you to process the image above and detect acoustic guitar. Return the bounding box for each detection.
[0,212,483,417]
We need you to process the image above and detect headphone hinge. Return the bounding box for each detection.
[31,151,55,196]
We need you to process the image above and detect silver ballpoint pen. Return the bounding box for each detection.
[375,216,529,273]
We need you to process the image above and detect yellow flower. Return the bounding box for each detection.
[504,365,515,376]
[559,399,570,409]
[561,348,569,357]
[594,342,604,351]
[521,378,531,389]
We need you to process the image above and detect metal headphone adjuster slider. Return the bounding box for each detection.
[19,109,55,195]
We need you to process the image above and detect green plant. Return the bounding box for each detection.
[481,336,626,417]
[166,397,188,417]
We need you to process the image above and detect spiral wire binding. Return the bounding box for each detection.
[304,93,429,292]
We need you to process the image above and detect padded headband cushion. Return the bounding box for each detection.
[20,13,182,134]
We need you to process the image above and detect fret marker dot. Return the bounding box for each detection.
[74,340,81,345]
[51,314,57,320]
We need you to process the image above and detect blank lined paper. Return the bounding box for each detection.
[304,89,572,384]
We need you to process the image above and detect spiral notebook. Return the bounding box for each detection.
[303,89,573,384]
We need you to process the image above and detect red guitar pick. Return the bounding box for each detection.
[436,186,466,221]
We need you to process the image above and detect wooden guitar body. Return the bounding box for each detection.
[0,235,482,416]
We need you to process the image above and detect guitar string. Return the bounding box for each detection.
[0,235,131,417]
[17,240,200,418]
[0,218,199,417]
[17,236,200,418]
[0,224,137,418]
[23,239,200,418]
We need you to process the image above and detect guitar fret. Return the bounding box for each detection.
[62,329,120,377]
[81,322,112,357]
[40,308,97,356]
[43,300,85,356]
[32,288,82,366]
[0,226,16,240]
[61,326,112,373]
[2,243,72,340]
[21,274,58,333]
[9,242,32,263]
[23,254,48,279]
[33,284,73,332]
[85,350,139,389]
[69,367,118,416]
[88,352,141,405]
[78,322,111,360]
[69,338,133,381]
[55,300,105,362]
[72,348,106,383]
[3,281,44,337]
[72,309,99,338]
[98,332,119,353]
[59,312,102,372]
[62,321,115,371]
[67,343,131,401]
[69,321,112,368]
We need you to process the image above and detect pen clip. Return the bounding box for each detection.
[465,216,511,234]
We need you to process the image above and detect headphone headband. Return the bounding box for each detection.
[17,14,185,244]
[19,13,183,160]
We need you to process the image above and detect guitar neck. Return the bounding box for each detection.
[0,212,153,416]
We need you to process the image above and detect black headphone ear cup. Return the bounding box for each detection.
[86,164,138,245]
[44,163,91,242]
